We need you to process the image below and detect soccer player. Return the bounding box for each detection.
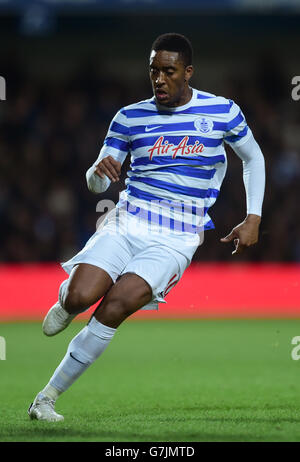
[28,33,265,421]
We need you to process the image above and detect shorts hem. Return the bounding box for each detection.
[61,258,118,283]
[122,268,166,305]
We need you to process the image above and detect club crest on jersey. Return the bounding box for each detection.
[194,117,213,133]
[148,136,204,160]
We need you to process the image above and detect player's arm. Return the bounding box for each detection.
[86,109,130,194]
[86,153,123,193]
[220,134,265,254]
[220,101,265,254]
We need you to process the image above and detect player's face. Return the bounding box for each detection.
[149,50,193,107]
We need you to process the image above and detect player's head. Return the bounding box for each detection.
[149,33,194,107]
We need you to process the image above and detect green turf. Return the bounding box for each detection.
[0,319,300,442]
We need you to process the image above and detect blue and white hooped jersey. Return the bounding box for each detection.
[98,88,252,235]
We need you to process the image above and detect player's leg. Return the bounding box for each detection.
[93,272,153,328]
[43,245,186,403]
[42,220,134,336]
[29,239,188,422]
[28,272,152,422]
[63,263,113,313]
[42,263,113,336]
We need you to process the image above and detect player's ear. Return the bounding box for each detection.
[184,65,193,83]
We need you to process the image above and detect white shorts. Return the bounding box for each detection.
[62,210,198,310]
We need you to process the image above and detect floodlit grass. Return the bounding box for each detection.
[1,319,300,442]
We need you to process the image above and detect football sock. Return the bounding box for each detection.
[46,317,116,397]
[40,383,62,401]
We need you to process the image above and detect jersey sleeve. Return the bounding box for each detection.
[232,133,265,217]
[86,109,130,194]
[223,100,252,148]
[97,109,130,164]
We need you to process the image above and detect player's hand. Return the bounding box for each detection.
[220,214,261,255]
[94,156,121,183]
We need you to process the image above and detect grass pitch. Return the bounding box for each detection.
[0,319,300,442]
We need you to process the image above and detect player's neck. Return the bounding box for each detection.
[159,86,193,109]
[172,86,193,108]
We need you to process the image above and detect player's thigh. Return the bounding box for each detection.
[94,272,153,325]
[122,245,188,303]
[62,229,134,309]
[65,263,114,308]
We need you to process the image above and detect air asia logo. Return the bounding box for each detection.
[148,136,204,160]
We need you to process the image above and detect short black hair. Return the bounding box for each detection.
[151,33,193,67]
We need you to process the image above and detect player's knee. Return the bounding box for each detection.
[64,286,91,313]
[102,297,133,321]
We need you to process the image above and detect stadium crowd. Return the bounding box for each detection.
[0,57,299,263]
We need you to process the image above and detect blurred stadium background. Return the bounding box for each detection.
[0,0,300,320]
